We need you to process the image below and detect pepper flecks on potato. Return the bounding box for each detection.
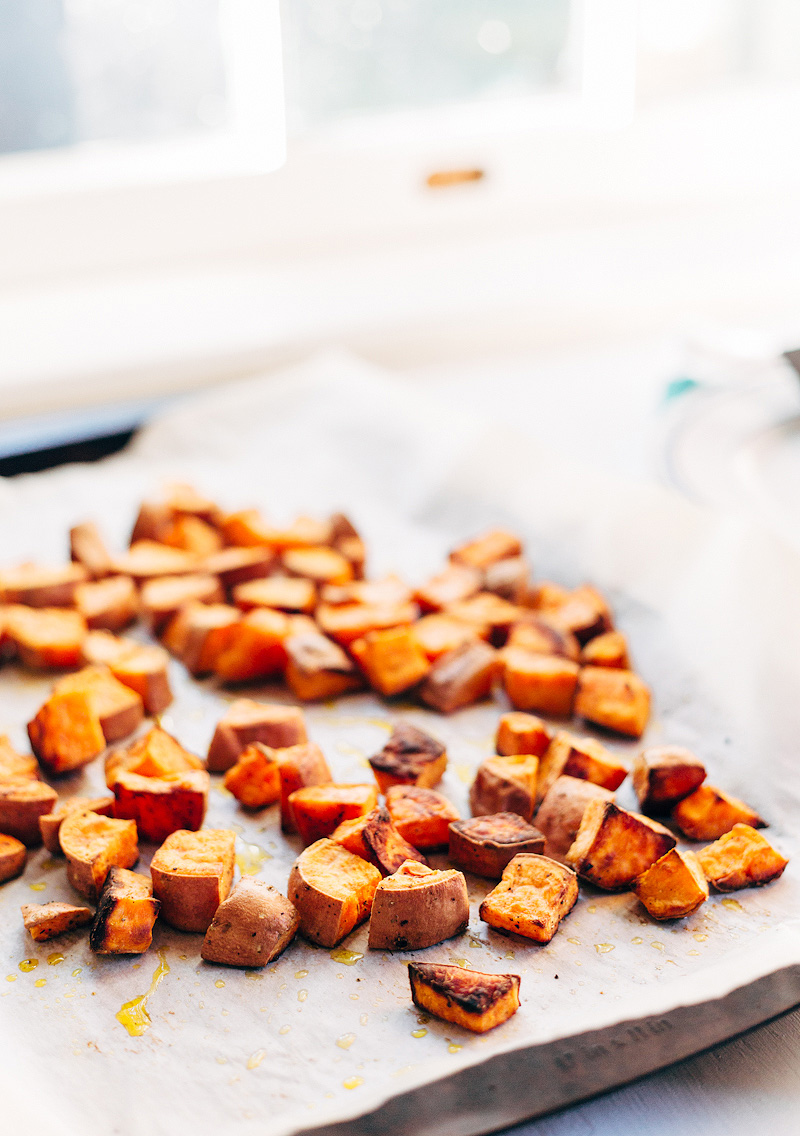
[479,853,578,943]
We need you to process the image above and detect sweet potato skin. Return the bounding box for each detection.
[150,828,236,932]
[109,645,173,715]
[21,901,93,941]
[409,963,520,1033]
[90,867,160,954]
[479,853,578,943]
[0,833,27,881]
[384,785,460,850]
[469,755,539,822]
[201,880,299,967]
[419,639,498,714]
[536,731,627,805]
[288,838,381,947]
[206,700,307,773]
[566,800,675,891]
[0,778,58,845]
[449,813,545,878]
[671,784,764,841]
[696,824,788,891]
[367,860,469,951]
[8,606,87,669]
[534,775,615,861]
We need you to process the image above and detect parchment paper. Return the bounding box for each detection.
[0,351,798,1136]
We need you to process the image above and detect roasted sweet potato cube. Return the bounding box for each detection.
[289,783,378,845]
[506,616,580,661]
[414,565,482,613]
[534,775,615,861]
[502,648,579,717]
[580,630,629,669]
[201,546,275,588]
[633,849,709,919]
[449,530,522,570]
[445,593,522,646]
[80,630,135,666]
[39,795,115,854]
[54,665,144,743]
[113,769,209,843]
[671,784,764,841]
[351,626,430,696]
[566,800,675,891]
[7,606,87,669]
[0,833,26,881]
[161,482,220,523]
[21,901,93,941]
[320,575,411,608]
[409,962,521,1034]
[0,735,39,780]
[368,723,447,794]
[483,556,530,603]
[106,726,204,788]
[548,585,612,645]
[114,540,197,580]
[202,879,299,967]
[288,838,381,947]
[223,743,282,809]
[109,644,173,715]
[536,731,627,805]
[469,755,538,822]
[1,774,59,843]
[495,712,552,758]
[28,690,106,774]
[479,853,578,943]
[419,639,497,713]
[60,810,139,899]
[90,867,160,954]
[282,546,353,586]
[284,630,363,702]
[150,828,236,931]
[75,576,138,632]
[213,608,290,683]
[221,510,322,551]
[140,573,224,634]
[233,576,316,614]
[130,500,173,544]
[163,602,240,676]
[449,813,545,878]
[574,667,651,738]
[331,804,427,874]
[207,699,308,773]
[384,785,460,850]
[277,743,333,833]
[328,513,366,576]
[70,521,115,578]
[696,824,788,892]
[411,614,481,662]
[528,581,571,612]
[131,485,219,543]
[0,563,88,607]
[161,515,223,557]
[316,601,418,647]
[633,747,707,815]
[368,860,469,950]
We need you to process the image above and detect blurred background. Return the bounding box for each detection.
[1,0,800,535]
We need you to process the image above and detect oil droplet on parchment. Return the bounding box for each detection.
[279,1025,291,1035]
[216,1057,227,1066]
[330,948,363,966]
[337,1033,356,1050]
[47,953,65,966]
[651,942,664,951]
[298,990,308,1003]
[448,1044,462,1054]
[594,944,614,955]
[449,958,468,968]
[247,1049,266,1070]
[5,975,16,983]
[504,950,515,960]
[694,933,708,942]
[115,950,170,1037]
[236,843,272,876]
[215,980,225,988]
[722,898,744,912]
[29,882,46,892]
[411,1029,427,1039]
[359,1014,368,1026]
[72,968,82,977]
[34,979,46,988]
[567,938,581,946]
[455,765,473,785]
[19,959,38,972]
[343,1077,363,1090]
[587,904,597,914]
[294,970,309,980]
[631,937,643,945]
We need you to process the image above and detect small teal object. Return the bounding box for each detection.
[664,377,701,402]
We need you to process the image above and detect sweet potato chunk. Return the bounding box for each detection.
[316,601,418,647]
[0,735,39,780]
[411,614,481,661]
[414,565,482,613]
[223,743,282,809]
[0,778,58,845]
[548,585,612,645]
[39,795,115,854]
[633,746,707,815]
[213,608,290,682]
[90,867,160,954]
[368,860,469,950]
[80,630,135,666]
[113,769,209,843]
[28,690,106,774]
[483,556,531,604]
[445,593,521,646]
[60,810,139,899]
[289,783,379,845]
[328,513,366,577]
[633,849,709,919]
[502,648,579,717]
[109,643,173,715]
[106,726,203,789]
[70,521,115,578]
[75,576,138,632]
[0,833,26,881]
[696,824,788,892]
[507,616,580,662]
[384,785,460,850]
[574,667,651,738]
[449,813,545,878]
[207,699,308,773]
[495,712,552,758]
[469,755,538,822]
[479,853,578,943]
[7,606,87,669]
[331,804,428,874]
[409,962,521,1034]
[0,563,87,607]
[450,530,522,570]
[320,575,411,609]
[282,546,353,586]
[55,665,144,743]
[534,775,615,861]
[284,629,363,702]
[114,540,197,581]
[580,631,629,670]
[368,723,447,794]
[140,573,223,634]
[566,800,675,891]
[536,731,627,805]
[277,743,334,833]
[671,784,764,841]
[528,581,571,613]
[233,576,316,614]
[201,545,275,588]
[21,901,93,941]
[161,515,223,557]
[351,626,430,696]
[288,838,381,947]
[419,639,497,713]
[163,602,240,675]
[201,879,299,967]
[150,828,236,931]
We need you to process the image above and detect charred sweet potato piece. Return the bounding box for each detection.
[75,576,138,632]
[331,804,427,874]
[282,546,353,586]
[223,743,282,809]
[480,853,578,943]
[113,769,209,843]
[502,648,579,717]
[0,833,26,881]
[39,795,115,854]
[384,785,460,850]
[207,699,308,773]
[469,755,538,822]
[419,639,497,713]
[409,962,521,1033]
[495,712,552,758]
[633,747,707,815]
[482,556,530,603]
[536,731,627,805]
[288,838,381,947]
[671,784,764,841]
[201,879,299,967]
[316,601,418,647]
[445,593,522,646]
[368,723,447,794]
[21,901,93,941]
[90,867,160,954]
[150,828,236,931]
[140,573,223,634]
[28,690,106,774]
[574,667,651,738]
[213,608,291,683]
[284,629,363,702]
[696,824,788,892]
[414,565,482,613]
[114,540,197,580]
[534,775,615,861]
[0,563,88,607]
[548,585,612,645]
[109,644,173,715]
[633,849,709,919]
[449,813,545,878]
[60,810,139,899]
[163,602,240,675]
[328,513,366,577]
[0,779,57,846]
[54,665,144,743]
[161,515,223,557]
[411,614,481,662]
[566,800,675,891]
[449,530,522,570]
[368,860,469,950]
[105,726,204,788]
[70,521,115,578]
[289,783,379,845]
[0,735,39,781]
[201,546,275,588]
[351,626,430,696]
[580,631,629,670]
[233,576,316,614]
[277,743,334,833]
[7,606,87,669]
[506,616,580,661]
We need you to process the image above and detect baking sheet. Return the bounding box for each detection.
[0,351,798,1136]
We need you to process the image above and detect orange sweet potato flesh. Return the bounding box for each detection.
[60,810,139,899]
[223,743,282,809]
[506,617,580,661]
[534,775,615,861]
[288,838,381,947]
[140,573,224,633]
[213,608,291,683]
[21,901,93,941]
[384,785,460,850]
[566,800,675,891]
[113,769,209,843]
[411,614,480,662]
[114,540,197,580]
[0,735,39,781]
[581,631,629,669]
[106,726,204,788]
[574,667,651,738]
[414,565,482,613]
[75,576,138,632]
[502,648,579,717]
[55,665,144,743]
[28,691,106,775]
[201,546,275,587]
[283,546,353,586]
[150,828,236,931]
[548,585,612,645]
[0,833,26,882]
[163,602,240,676]
[89,867,160,954]
[0,564,87,607]
[161,515,222,557]
[284,630,363,702]
[449,530,522,570]
[695,824,788,891]
[495,712,551,758]
[233,576,316,614]
[109,644,173,715]
[316,602,418,647]
[536,731,627,805]
[368,723,447,794]
[671,784,764,841]
[445,593,521,645]
[479,853,578,943]
[409,963,520,1033]
[7,606,87,669]
[289,783,378,846]
[207,700,308,773]
[633,849,709,919]
[351,626,430,696]
[70,521,115,579]
[277,743,333,833]
[331,804,427,874]
[39,795,115,854]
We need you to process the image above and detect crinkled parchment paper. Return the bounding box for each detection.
[0,352,798,1136]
